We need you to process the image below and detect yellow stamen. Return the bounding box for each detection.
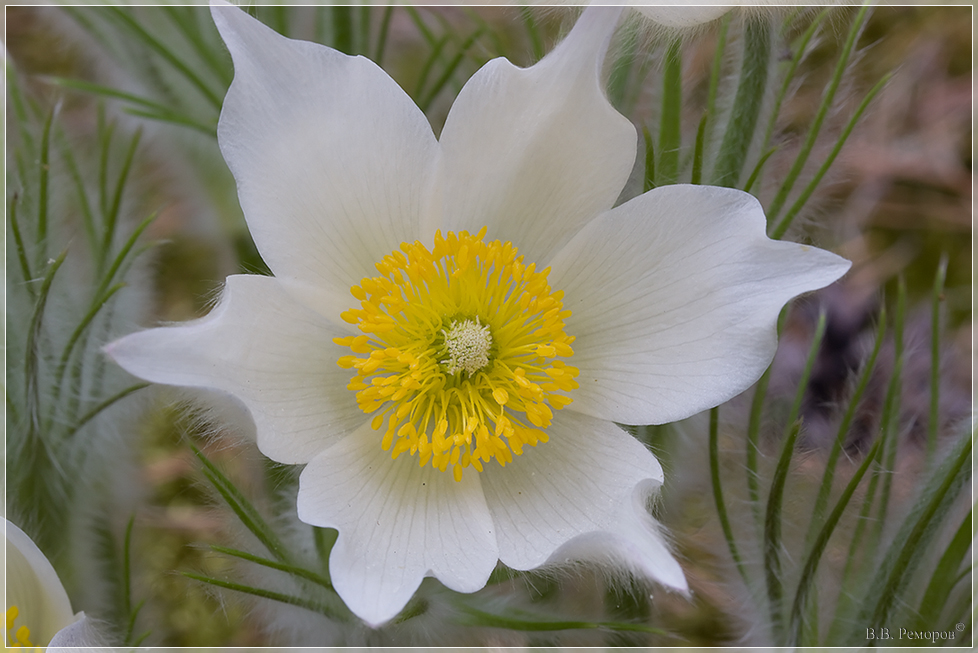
[6,606,35,648]
[336,228,578,481]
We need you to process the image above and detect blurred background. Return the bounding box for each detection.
[5,4,972,646]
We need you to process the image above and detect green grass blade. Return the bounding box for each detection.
[766,4,870,222]
[742,147,777,193]
[191,444,291,563]
[37,104,56,254]
[786,310,827,433]
[419,27,486,112]
[606,19,639,112]
[25,249,69,436]
[101,128,143,264]
[873,276,907,543]
[9,193,35,293]
[456,604,668,635]
[657,40,682,186]
[211,544,333,590]
[51,283,126,406]
[769,72,890,239]
[332,6,354,54]
[414,33,451,100]
[709,407,750,588]
[104,7,223,108]
[183,572,345,620]
[712,17,771,188]
[404,7,436,47]
[94,212,157,302]
[829,297,904,640]
[314,526,338,575]
[520,6,544,62]
[928,253,948,459]
[374,6,394,66]
[804,304,886,549]
[788,437,882,645]
[911,510,973,632]
[691,113,708,185]
[764,418,801,643]
[57,135,99,257]
[642,126,656,191]
[161,6,232,87]
[704,14,730,149]
[852,430,972,644]
[760,8,831,155]
[63,383,149,440]
[746,307,787,530]
[46,77,217,137]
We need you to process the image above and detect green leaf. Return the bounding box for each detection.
[25,249,69,438]
[657,40,682,186]
[763,418,801,642]
[709,406,750,588]
[769,72,890,239]
[788,437,882,645]
[742,147,777,193]
[191,444,291,564]
[63,383,149,440]
[183,572,348,621]
[642,126,656,192]
[746,307,787,531]
[210,544,333,591]
[103,7,224,109]
[911,510,973,632]
[712,17,771,188]
[691,113,708,185]
[374,6,394,66]
[8,193,35,296]
[456,603,668,635]
[851,430,972,644]
[766,4,871,224]
[419,26,485,112]
[804,304,886,550]
[759,8,831,156]
[928,253,949,458]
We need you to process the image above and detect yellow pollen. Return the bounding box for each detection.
[335,228,579,481]
[5,606,35,649]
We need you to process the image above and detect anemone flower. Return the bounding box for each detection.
[5,519,95,649]
[107,3,850,626]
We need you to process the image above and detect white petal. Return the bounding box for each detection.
[47,614,106,651]
[549,184,850,425]
[480,411,681,589]
[105,275,362,464]
[436,7,635,264]
[5,519,76,646]
[297,423,498,627]
[211,2,438,299]
[631,5,730,29]
[552,479,687,591]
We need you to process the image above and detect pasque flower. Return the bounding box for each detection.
[5,519,96,649]
[107,3,849,626]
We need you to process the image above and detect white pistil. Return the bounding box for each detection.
[441,318,492,375]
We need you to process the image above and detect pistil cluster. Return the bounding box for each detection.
[335,227,579,481]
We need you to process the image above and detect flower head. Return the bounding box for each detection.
[107,3,849,626]
[5,519,94,649]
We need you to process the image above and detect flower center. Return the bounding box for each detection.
[335,227,579,482]
[441,318,492,375]
[5,606,34,648]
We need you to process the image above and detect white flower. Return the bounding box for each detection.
[106,3,849,627]
[5,519,96,649]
